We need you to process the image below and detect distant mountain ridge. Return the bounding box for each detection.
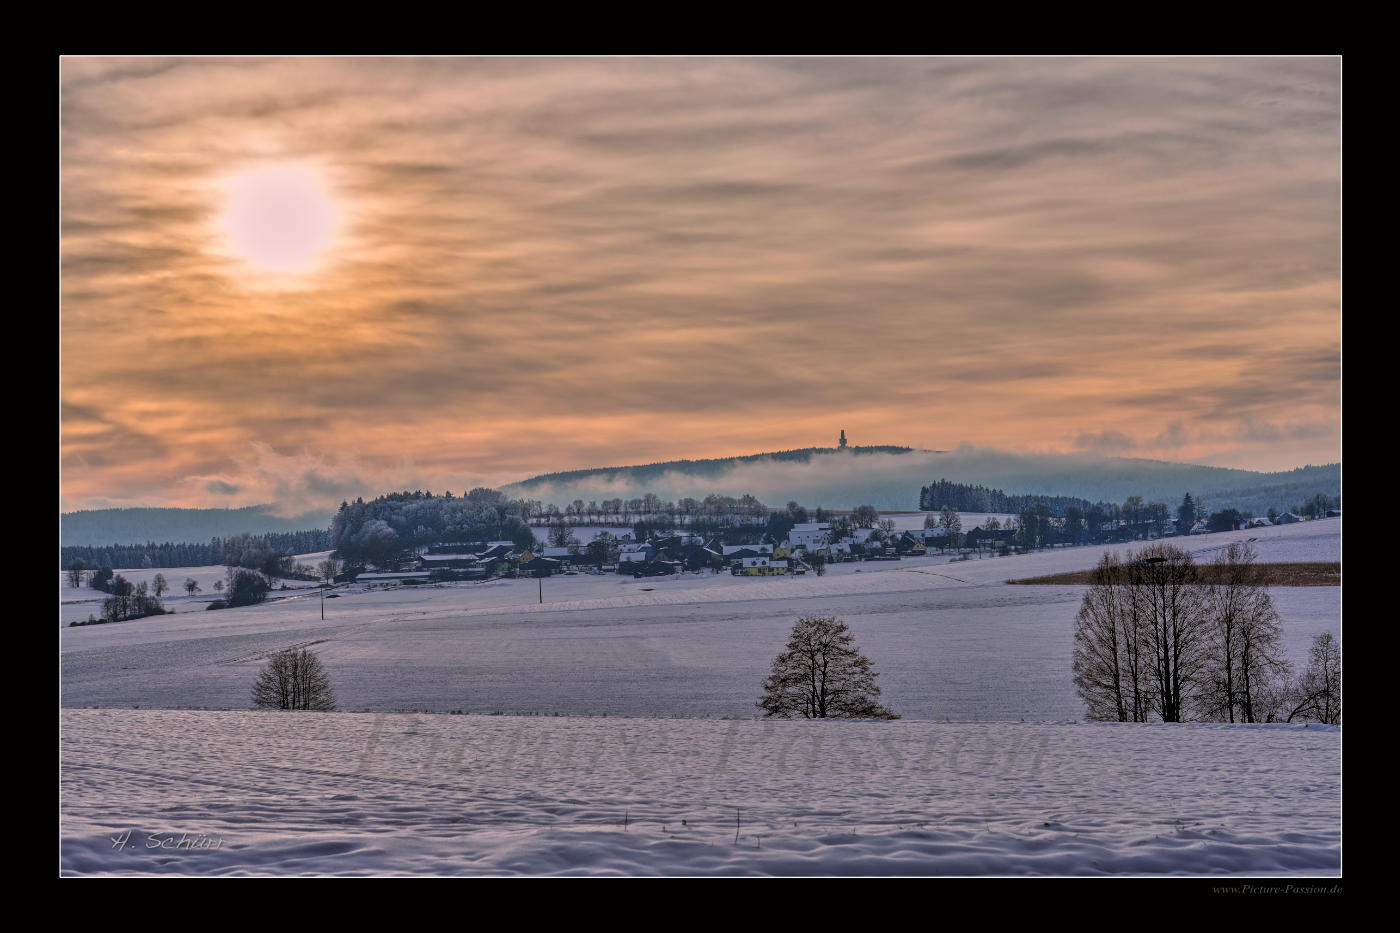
[60,506,333,549]
[61,446,1340,545]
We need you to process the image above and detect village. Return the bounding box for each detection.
[348,501,1339,588]
[354,521,938,585]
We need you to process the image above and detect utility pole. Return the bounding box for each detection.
[538,575,543,604]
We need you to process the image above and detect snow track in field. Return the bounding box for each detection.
[60,709,1341,877]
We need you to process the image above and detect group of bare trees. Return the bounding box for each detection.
[92,574,168,623]
[252,648,336,711]
[1072,542,1339,724]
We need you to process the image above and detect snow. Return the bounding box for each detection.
[59,519,1341,875]
[59,709,1340,876]
[59,519,1340,721]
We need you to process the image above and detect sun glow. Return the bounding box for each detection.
[221,164,339,274]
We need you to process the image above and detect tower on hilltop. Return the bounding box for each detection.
[839,429,848,449]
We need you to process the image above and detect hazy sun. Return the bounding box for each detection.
[222,165,339,274]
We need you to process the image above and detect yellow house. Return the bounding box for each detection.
[739,557,789,576]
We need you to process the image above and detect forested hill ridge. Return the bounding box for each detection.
[511,446,917,488]
[503,446,1339,514]
[60,449,1339,547]
[60,506,334,549]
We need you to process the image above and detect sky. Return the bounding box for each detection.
[60,57,1340,515]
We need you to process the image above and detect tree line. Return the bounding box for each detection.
[919,479,1092,516]
[1072,542,1339,724]
[331,487,779,568]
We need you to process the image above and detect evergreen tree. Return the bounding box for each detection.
[1176,493,1197,535]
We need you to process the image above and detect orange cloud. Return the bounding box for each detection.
[60,57,1340,512]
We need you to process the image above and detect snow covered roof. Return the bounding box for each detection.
[723,544,772,555]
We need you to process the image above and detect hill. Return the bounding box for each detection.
[60,506,333,548]
[503,445,1339,514]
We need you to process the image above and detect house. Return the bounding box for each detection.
[825,542,853,561]
[787,522,832,549]
[356,570,433,584]
[1276,512,1303,524]
[896,533,927,556]
[733,557,789,576]
[542,546,582,567]
[919,527,949,548]
[632,560,682,577]
[850,528,883,545]
[683,547,723,572]
[418,552,478,570]
[618,549,653,571]
[1325,508,1341,518]
[520,556,563,577]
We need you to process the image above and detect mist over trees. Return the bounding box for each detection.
[505,447,1338,516]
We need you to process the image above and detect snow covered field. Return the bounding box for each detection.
[59,519,1341,876]
[60,709,1340,876]
[60,520,1340,720]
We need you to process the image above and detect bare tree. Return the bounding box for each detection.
[152,573,169,598]
[1200,543,1289,723]
[1133,543,1210,722]
[184,577,201,597]
[67,559,86,588]
[1286,633,1341,725]
[851,505,881,529]
[940,506,962,551]
[548,519,578,549]
[1072,543,1213,722]
[1072,551,1151,721]
[759,616,898,719]
[251,648,337,711]
[317,558,339,585]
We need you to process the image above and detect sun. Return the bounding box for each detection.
[221,164,339,274]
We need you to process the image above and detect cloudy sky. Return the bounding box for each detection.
[60,57,1340,514]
